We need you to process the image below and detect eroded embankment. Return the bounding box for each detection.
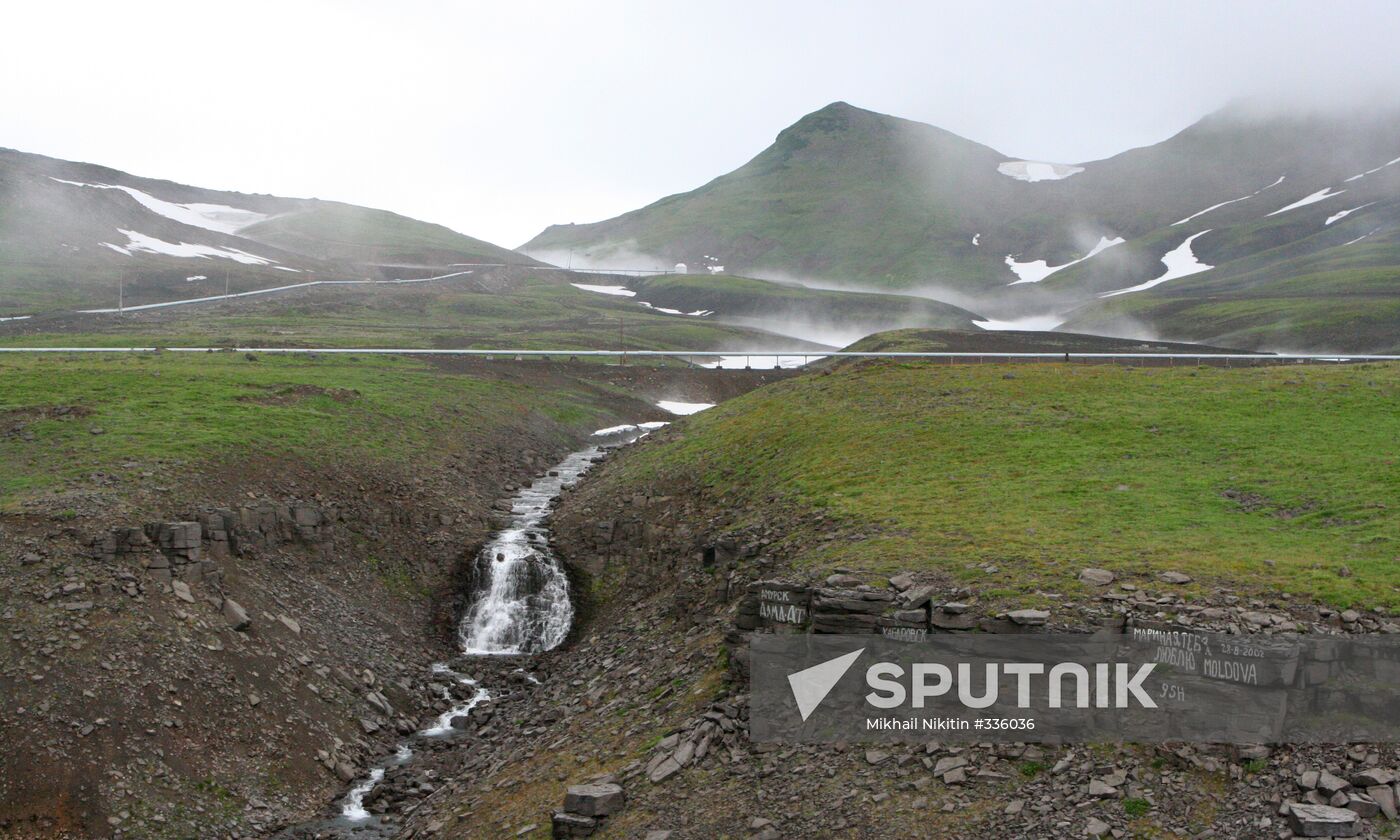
[0,400,638,839]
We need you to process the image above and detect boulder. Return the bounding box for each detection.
[888,573,914,591]
[1318,771,1351,797]
[1078,568,1115,586]
[1287,803,1360,837]
[1366,784,1397,820]
[1007,609,1049,626]
[1353,768,1396,787]
[647,755,681,784]
[563,783,626,817]
[551,811,598,838]
[1343,792,1379,819]
[221,598,251,631]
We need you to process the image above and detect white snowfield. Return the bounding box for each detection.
[1171,175,1286,226]
[656,400,714,415]
[102,230,276,265]
[997,160,1085,182]
[1344,155,1400,183]
[973,314,1065,331]
[591,421,669,436]
[569,283,635,297]
[639,301,713,317]
[1325,204,1374,225]
[1005,235,1124,285]
[571,283,712,317]
[49,178,270,234]
[1267,187,1345,217]
[1100,230,1213,298]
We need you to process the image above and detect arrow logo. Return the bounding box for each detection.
[787,648,864,721]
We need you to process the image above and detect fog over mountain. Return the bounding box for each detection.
[5,1,1400,246]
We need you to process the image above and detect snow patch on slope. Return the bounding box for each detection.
[570,283,635,297]
[1171,175,1287,226]
[997,160,1085,182]
[1100,231,1213,298]
[103,230,276,265]
[1005,236,1124,285]
[1325,204,1374,225]
[973,314,1065,331]
[50,178,269,234]
[656,400,714,415]
[1344,155,1400,182]
[1267,187,1345,216]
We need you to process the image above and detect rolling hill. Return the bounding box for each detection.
[0,148,531,314]
[522,101,1400,352]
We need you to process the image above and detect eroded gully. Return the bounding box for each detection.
[283,423,657,838]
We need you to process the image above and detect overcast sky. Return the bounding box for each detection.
[4,1,1399,247]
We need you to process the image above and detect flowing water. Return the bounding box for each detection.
[330,425,653,825]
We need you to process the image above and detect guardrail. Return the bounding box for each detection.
[0,348,1396,364]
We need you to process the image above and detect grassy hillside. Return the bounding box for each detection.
[626,273,978,343]
[1059,213,1400,352]
[525,102,1014,290]
[523,101,1400,353]
[842,327,1245,353]
[0,270,832,353]
[0,147,530,315]
[0,352,623,508]
[239,202,528,266]
[603,360,1400,609]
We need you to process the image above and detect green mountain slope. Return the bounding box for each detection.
[0,148,529,315]
[522,102,1400,351]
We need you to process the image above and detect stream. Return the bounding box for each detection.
[300,424,655,835]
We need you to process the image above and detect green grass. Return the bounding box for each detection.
[239,202,522,264]
[606,361,1400,609]
[0,352,610,507]
[0,275,811,353]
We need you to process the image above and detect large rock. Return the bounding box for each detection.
[221,598,251,631]
[551,811,598,838]
[647,755,681,784]
[1287,803,1360,837]
[563,783,626,817]
[1078,568,1116,586]
[1007,609,1049,626]
[1367,784,1397,820]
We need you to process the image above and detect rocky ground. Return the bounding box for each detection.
[0,355,788,840]
[6,362,1397,840]
[352,425,1400,840]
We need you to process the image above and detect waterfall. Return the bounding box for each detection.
[335,425,658,825]
[459,427,648,654]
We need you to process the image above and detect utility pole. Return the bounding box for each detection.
[224,267,230,297]
[118,271,124,314]
[619,315,626,366]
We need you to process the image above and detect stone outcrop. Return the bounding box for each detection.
[89,501,337,590]
[552,782,626,837]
